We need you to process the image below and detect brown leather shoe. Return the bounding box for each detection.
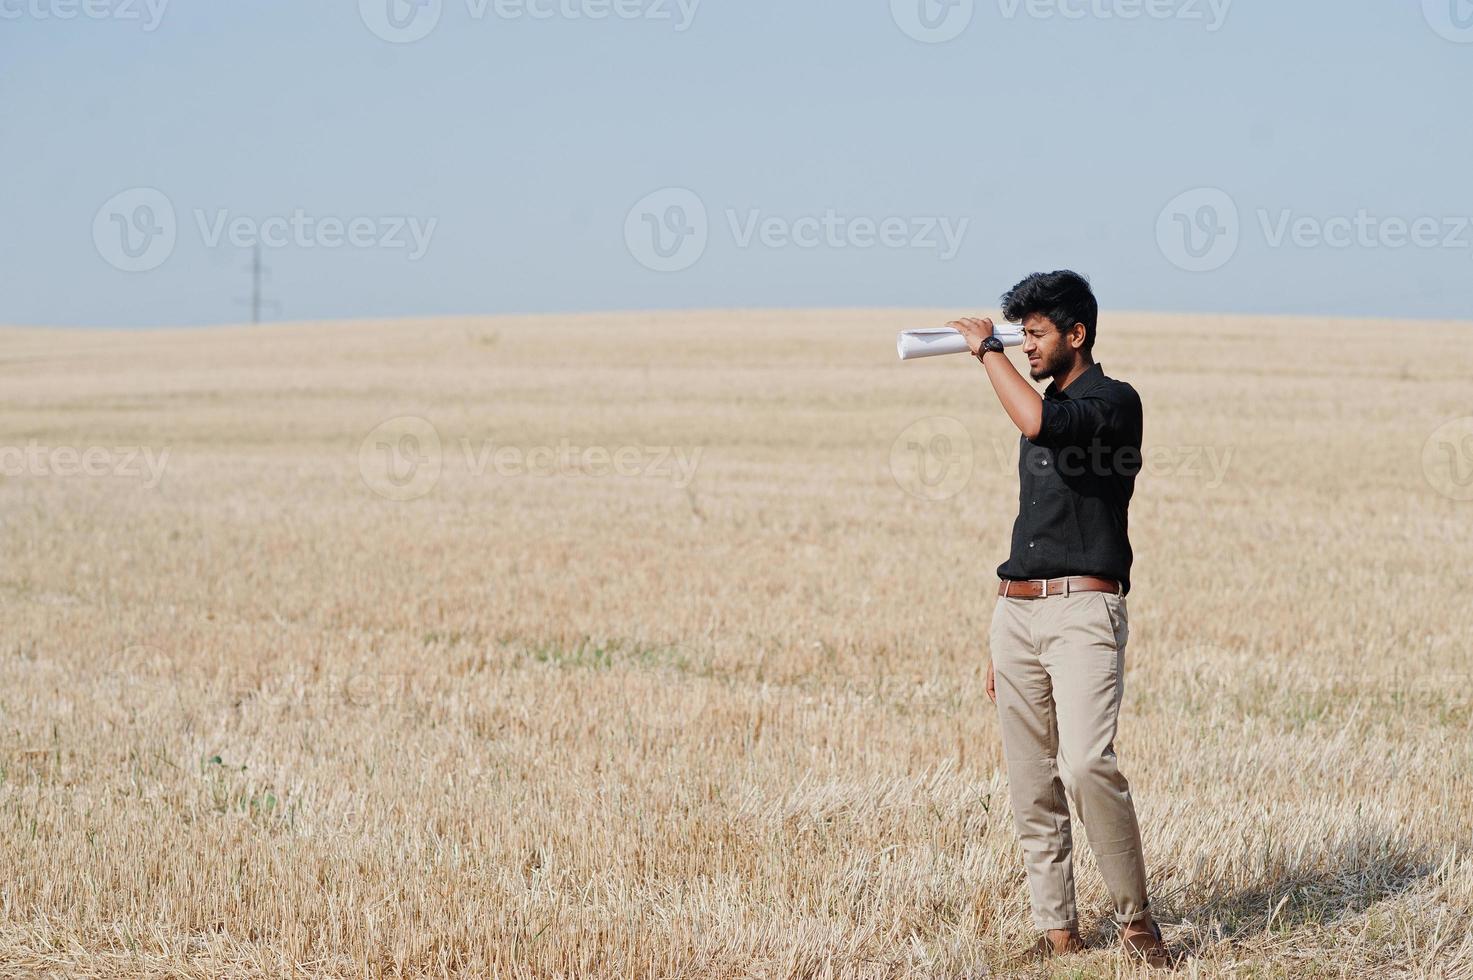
[1120,918,1169,968]
[1031,928,1084,958]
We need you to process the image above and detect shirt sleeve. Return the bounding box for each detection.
[1034,393,1117,449]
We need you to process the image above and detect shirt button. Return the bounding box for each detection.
[1029,541,1035,548]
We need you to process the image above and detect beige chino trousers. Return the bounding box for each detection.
[989,587,1151,931]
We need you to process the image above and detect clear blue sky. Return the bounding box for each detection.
[2,0,1470,327]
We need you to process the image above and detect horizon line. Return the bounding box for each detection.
[3,305,1471,334]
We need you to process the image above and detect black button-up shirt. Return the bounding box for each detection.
[996,361,1143,594]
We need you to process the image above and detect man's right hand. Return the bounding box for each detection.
[986,660,996,703]
[946,317,996,358]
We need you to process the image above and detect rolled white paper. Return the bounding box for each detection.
[897,327,1025,361]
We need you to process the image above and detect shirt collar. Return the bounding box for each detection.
[1045,361,1105,400]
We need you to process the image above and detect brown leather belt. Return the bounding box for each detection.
[998,576,1123,599]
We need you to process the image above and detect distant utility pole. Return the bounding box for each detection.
[237,244,279,323]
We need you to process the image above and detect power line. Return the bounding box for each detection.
[236,244,280,323]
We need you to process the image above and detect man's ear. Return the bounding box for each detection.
[1070,323,1087,350]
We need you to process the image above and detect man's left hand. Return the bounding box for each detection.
[947,317,995,358]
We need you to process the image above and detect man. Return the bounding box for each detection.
[947,270,1167,967]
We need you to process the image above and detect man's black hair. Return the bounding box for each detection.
[1000,270,1099,356]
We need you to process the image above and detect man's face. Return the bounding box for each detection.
[1021,313,1078,382]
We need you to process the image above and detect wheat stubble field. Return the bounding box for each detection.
[0,311,1470,979]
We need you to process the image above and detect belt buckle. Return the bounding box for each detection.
[1033,578,1049,599]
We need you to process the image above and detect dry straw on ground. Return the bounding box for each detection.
[1,310,1470,978]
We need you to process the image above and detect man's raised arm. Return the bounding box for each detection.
[948,316,1043,440]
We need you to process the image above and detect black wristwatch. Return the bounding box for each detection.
[977,336,1006,361]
